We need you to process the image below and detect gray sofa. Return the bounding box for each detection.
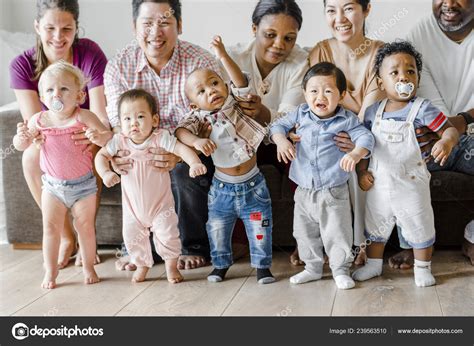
[1,107,473,247]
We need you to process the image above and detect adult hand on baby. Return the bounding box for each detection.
[71,128,95,152]
[334,132,355,153]
[103,171,121,187]
[340,152,360,172]
[288,124,301,143]
[209,35,228,60]
[357,170,374,191]
[16,121,42,148]
[111,150,133,175]
[16,121,32,142]
[189,163,207,178]
[84,127,112,147]
[147,147,180,171]
[238,94,264,119]
[276,140,296,164]
[197,119,212,139]
[431,139,453,166]
[193,138,217,156]
[416,126,440,161]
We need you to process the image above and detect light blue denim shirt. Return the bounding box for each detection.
[269,103,375,190]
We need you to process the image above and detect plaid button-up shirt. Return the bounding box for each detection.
[104,39,220,131]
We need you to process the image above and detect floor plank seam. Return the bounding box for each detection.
[1,251,42,273]
[220,270,252,316]
[9,268,84,316]
[112,268,167,316]
[434,285,445,317]
[329,286,337,316]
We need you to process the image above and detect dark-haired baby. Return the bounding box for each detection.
[352,41,459,287]
[269,62,375,290]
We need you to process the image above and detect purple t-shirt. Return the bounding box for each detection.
[9,38,107,110]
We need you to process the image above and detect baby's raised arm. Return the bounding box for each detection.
[210,35,247,88]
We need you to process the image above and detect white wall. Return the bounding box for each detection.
[2,0,432,58]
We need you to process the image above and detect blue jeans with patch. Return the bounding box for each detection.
[206,172,272,269]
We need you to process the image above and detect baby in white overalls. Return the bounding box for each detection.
[352,41,459,287]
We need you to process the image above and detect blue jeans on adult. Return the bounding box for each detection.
[206,172,273,269]
[398,134,474,248]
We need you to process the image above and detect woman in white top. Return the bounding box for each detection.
[226,0,307,123]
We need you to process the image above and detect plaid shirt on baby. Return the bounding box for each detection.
[176,83,268,168]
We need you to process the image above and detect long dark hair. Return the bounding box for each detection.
[252,0,303,30]
[34,0,80,81]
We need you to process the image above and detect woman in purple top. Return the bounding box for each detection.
[9,0,108,268]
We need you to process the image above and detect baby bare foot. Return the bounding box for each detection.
[289,248,304,266]
[57,240,76,269]
[115,256,137,271]
[177,255,208,270]
[388,249,414,269]
[461,239,474,265]
[166,259,183,284]
[132,267,149,283]
[83,267,100,285]
[41,269,59,289]
[75,250,101,267]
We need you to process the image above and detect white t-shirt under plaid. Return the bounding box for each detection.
[104,39,220,131]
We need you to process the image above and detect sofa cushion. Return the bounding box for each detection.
[430,171,474,202]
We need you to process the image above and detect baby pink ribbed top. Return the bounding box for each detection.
[36,109,93,180]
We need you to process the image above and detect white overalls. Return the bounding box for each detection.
[365,97,436,248]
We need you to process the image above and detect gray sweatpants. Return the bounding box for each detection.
[293,184,354,277]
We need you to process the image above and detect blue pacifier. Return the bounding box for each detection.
[395,82,415,99]
[51,98,64,112]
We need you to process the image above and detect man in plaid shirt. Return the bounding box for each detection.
[104,0,271,270]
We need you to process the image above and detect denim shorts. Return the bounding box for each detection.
[41,171,97,209]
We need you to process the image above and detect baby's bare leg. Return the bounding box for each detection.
[71,195,100,285]
[23,147,77,268]
[165,258,183,284]
[41,192,68,289]
[132,267,149,283]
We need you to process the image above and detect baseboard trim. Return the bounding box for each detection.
[12,243,42,250]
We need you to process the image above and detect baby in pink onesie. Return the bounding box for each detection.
[95,89,207,283]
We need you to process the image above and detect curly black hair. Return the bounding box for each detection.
[373,40,423,79]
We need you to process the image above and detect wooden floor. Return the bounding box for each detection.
[1,245,472,316]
